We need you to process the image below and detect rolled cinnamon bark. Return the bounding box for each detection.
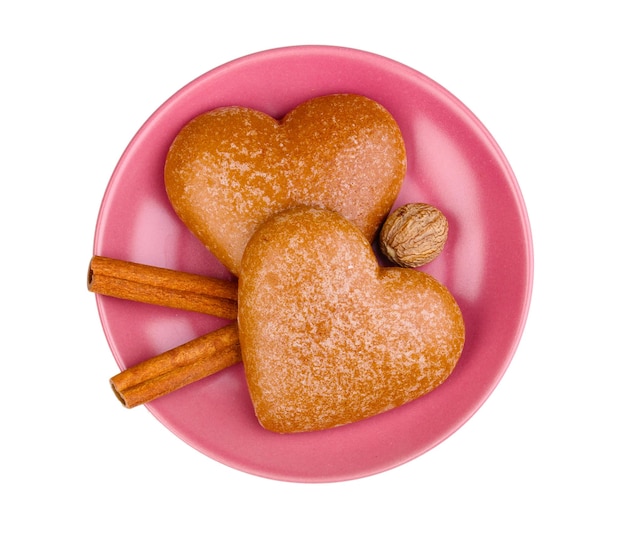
[110,322,241,408]
[88,256,237,319]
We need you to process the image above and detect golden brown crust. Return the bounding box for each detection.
[164,94,406,275]
[238,207,465,433]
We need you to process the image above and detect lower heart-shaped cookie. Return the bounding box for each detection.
[238,207,465,433]
[164,94,406,276]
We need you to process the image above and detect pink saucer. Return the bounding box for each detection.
[93,45,533,482]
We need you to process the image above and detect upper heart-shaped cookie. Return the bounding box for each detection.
[238,207,465,433]
[164,94,406,275]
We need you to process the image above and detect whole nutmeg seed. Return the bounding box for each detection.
[379,203,449,267]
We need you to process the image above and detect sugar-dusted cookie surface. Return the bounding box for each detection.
[238,207,465,433]
[164,94,406,275]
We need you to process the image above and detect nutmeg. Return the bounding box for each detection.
[379,203,449,267]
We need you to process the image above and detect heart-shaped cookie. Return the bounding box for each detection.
[238,207,465,433]
[164,94,406,275]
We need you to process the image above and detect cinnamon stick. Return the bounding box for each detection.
[88,256,237,319]
[110,322,241,408]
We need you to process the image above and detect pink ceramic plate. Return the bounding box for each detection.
[93,46,532,482]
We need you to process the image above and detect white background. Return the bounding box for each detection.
[2,1,624,550]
